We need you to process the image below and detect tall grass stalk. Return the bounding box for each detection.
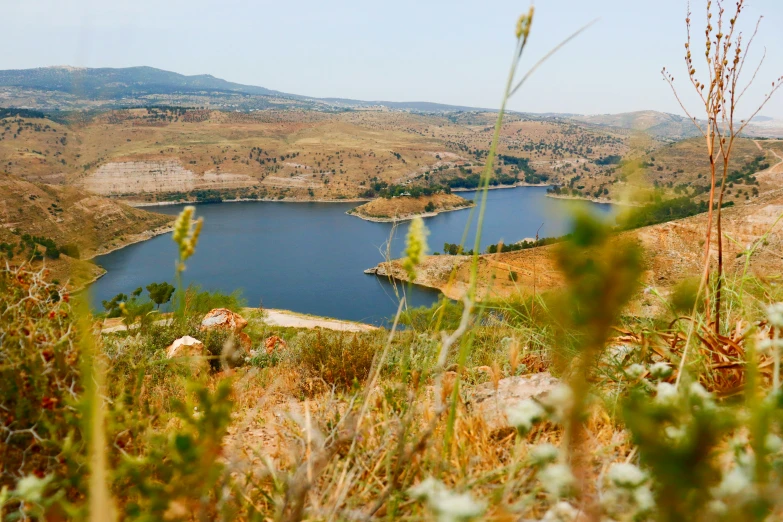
[439,8,596,452]
[76,297,116,522]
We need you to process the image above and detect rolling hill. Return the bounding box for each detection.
[569,110,702,139]
[0,66,485,113]
[0,172,172,286]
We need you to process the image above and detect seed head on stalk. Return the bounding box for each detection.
[172,206,204,274]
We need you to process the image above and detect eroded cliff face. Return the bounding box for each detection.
[79,160,257,196]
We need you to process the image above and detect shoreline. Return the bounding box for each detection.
[85,225,174,260]
[115,183,551,208]
[100,307,378,334]
[79,225,174,290]
[124,196,373,208]
[347,203,475,223]
[366,260,458,299]
[260,308,378,332]
[545,193,640,207]
[451,182,549,192]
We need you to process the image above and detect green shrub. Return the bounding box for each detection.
[59,243,81,259]
[184,285,246,314]
[401,298,466,332]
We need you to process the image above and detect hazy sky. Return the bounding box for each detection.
[5,0,783,118]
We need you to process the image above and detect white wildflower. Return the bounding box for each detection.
[767,302,783,328]
[736,450,755,470]
[13,474,52,504]
[541,384,574,422]
[649,362,672,379]
[758,338,783,355]
[539,463,576,498]
[706,499,728,516]
[542,501,580,521]
[729,433,749,450]
[604,480,656,517]
[529,443,560,465]
[625,363,646,380]
[506,399,546,433]
[633,485,656,512]
[689,382,712,400]
[765,433,783,453]
[408,478,486,522]
[608,462,647,489]
[665,425,687,442]
[714,467,751,498]
[408,477,442,499]
[655,382,679,405]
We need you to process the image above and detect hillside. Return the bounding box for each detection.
[1,100,779,208]
[569,110,783,139]
[0,173,172,285]
[348,193,473,222]
[369,186,783,316]
[555,136,782,204]
[569,110,701,139]
[0,108,631,203]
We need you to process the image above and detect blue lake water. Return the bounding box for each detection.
[89,187,613,324]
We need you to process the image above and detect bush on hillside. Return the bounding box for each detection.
[0,266,80,487]
[184,285,246,314]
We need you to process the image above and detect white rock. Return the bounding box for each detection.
[165,335,205,359]
[465,372,560,434]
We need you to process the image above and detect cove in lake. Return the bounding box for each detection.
[90,187,613,324]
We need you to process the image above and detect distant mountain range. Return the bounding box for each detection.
[0,66,484,113]
[0,66,780,138]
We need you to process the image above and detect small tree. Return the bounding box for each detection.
[102,293,128,318]
[146,281,175,309]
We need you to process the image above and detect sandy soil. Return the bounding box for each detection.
[99,308,377,334]
[261,308,377,332]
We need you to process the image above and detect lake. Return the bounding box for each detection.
[89,187,613,324]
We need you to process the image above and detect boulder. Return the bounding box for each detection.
[264,335,287,355]
[238,332,252,351]
[165,335,206,359]
[200,308,248,333]
[165,336,208,373]
[465,372,561,435]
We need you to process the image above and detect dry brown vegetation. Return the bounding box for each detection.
[1,108,631,203]
[0,172,171,286]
